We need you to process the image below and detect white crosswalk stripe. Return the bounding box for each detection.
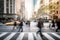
[43,33,55,40]
[34,33,42,40]
[0,32,60,40]
[0,32,8,37]
[38,33,42,40]
[16,32,24,40]
[51,33,60,39]
[28,33,34,40]
[4,32,16,40]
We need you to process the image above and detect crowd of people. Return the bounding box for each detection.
[49,19,60,32]
[12,18,60,37]
[12,20,23,32]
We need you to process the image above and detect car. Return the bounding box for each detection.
[5,21,20,26]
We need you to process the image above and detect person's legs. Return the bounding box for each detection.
[18,26,21,32]
[37,29,40,34]
[21,27,23,32]
[12,26,15,30]
[36,28,43,37]
[56,27,58,32]
[49,24,50,28]
[40,28,43,37]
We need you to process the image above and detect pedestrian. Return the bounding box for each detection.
[37,18,43,36]
[49,20,52,28]
[12,21,17,30]
[18,21,23,32]
[52,20,55,29]
[28,21,30,27]
[56,19,60,32]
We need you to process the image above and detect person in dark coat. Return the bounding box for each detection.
[12,21,17,30]
[52,20,55,28]
[56,19,60,32]
[26,21,30,26]
[37,18,43,36]
[18,21,23,32]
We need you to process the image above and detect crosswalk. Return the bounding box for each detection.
[0,32,60,40]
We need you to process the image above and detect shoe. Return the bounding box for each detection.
[56,30,58,32]
[40,34,43,37]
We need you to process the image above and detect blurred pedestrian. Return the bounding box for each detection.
[37,18,43,36]
[56,19,60,32]
[26,21,30,27]
[49,20,52,28]
[12,21,17,30]
[18,21,23,32]
[52,20,55,29]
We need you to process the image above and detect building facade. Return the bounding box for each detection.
[0,0,4,19]
[49,0,59,19]
[0,0,4,22]
[0,0,4,13]
[55,0,60,19]
[0,0,16,23]
[4,0,15,14]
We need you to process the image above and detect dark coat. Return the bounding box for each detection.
[56,20,60,29]
[19,21,23,26]
[37,20,43,28]
[14,22,16,26]
[52,20,55,27]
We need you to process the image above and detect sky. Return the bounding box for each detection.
[16,0,39,20]
[25,0,33,20]
[33,0,37,7]
[25,0,40,20]
[34,0,40,12]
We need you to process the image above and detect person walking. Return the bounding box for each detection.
[52,20,55,29]
[56,19,60,32]
[37,18,43,36]
[18,21,23,32]
[49,20,52,28]
[12,21,17,30]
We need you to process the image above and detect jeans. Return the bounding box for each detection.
[37,28,43,36]
[18,26,23,32]
[13,26,16,30]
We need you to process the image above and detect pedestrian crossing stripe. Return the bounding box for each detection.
[16,32,24,40]
[51,33,60,39]
[4,33,16,40]
[0,32,59,40]
[33,33,42,40]
[28,33,34,40]
[42,33,55,40]
[0,32,8,37]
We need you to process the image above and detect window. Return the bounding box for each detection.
[6,8,9,13]
[50,6,52,8]
[6,0,9,7]
[6,0,9,1]
[10,0,12,4]
[57,2,59,4]
[56,11,58,14]
[10,0,12,13]
[10,6,12,13]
